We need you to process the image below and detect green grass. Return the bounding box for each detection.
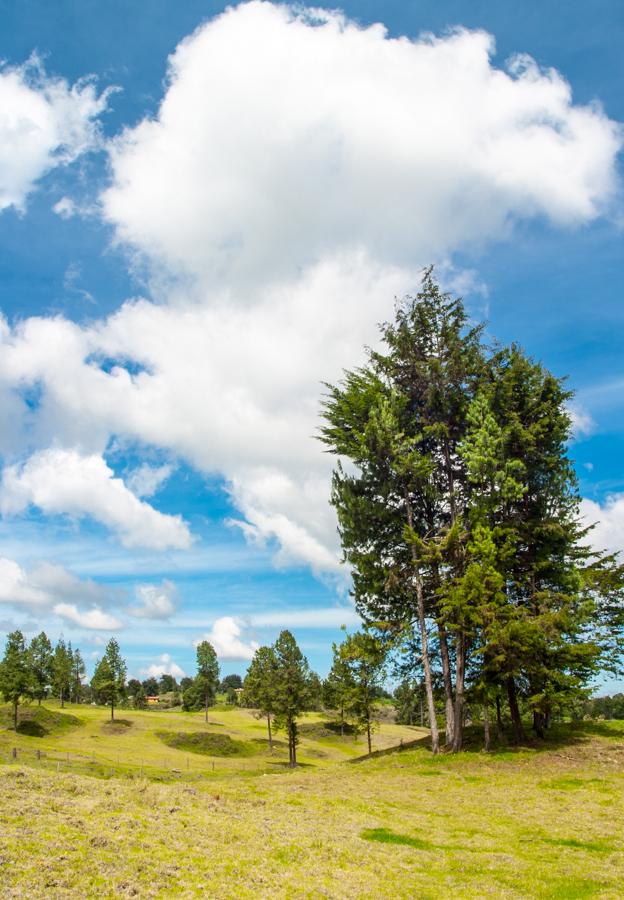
[156,730,256,757]
[1,703,623,897]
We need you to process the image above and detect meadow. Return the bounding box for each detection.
[1,702,623,898]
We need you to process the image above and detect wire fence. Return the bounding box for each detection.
[0,744,220,781]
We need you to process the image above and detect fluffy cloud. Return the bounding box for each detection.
[53,602,122,631]
[131,579,179,620]
[196,616,259,661]
[0,555,122,629]
[581,496,624,558]
[140,652,185,680]
[0,449,192,551]
[0,3,620,572]
[0,55,111,212]
[103,2,620,289]
[125,463,174,498]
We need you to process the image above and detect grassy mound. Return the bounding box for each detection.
[299,721,357,738]
[156,730,254,757]
[1,705,81,737]
[101,718,133,734]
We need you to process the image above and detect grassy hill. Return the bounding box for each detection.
[1,703,623,898]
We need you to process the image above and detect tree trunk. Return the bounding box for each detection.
[406,492,439,754]
[415,572,440,754]
[419,691,424,728]
[38,697,41,707]
[483,700,491,751]
[267,714,273,752]
[437,624,455,747]
[13,699,18,730]
[532,710,546,739]
[495,695,504,743]
[451,633,465,752]
[288,719,296,768]
[340,707,345,737]
[111,699,114,722]
[506,676,525,743]
[366,716,372,756]
[60,689,64,709]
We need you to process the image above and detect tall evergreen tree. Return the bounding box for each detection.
[52,638,73,708]
[339,631,387,755]
[91,639,126,720]
[323,642,356,736]
[195,640,220,723]
[28,631,53,706]
[243,645,279,751]
[272,630,312,767]
[70,648,86,703]
[321,270,624,751]
[0,630,31,729]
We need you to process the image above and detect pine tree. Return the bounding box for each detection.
[0,631,31,729]
[321,270,624,752]
[339,632,386,755]
[70,648,86,703]
[196,641,219,723]
[91,639,126,721]
[272,631,312,767]
[323,643,356,736]
[52,638,73,708]
[243,645,279,751]
[28,631,53,706]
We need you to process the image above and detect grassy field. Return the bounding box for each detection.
[1,703,623,898]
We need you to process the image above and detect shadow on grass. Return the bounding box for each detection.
[361,828,434,850]
[349,719,623,763]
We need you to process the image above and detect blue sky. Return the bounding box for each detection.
[0,0,622,690]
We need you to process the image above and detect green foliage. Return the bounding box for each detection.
[0,631,32,728]
[52,638,73,707]
[133,685,148,710]
[272,630,314,767]
[70,649,86,703]
[156,730,254,757]
[393,680,424,726]
[320,268,624,752]
[339,631,386,754]
[91,639,126,720]
[28,632,53,704]
[195,640,220,721]
[182,681,204,712]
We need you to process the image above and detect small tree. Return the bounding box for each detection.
[244,645,279,751]
[70,648,86,703]
[340,632,387,755]
[28,631,53,706]
[91,639,126,721]
[52,638,73,707]
[196,640,220,723]
[133,685,148,709]
[0,630,31,729]
[323,643,356,736]
[272,631,312,767]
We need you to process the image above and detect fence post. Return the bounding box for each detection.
[37,749,41,762]
[12,747,17,760]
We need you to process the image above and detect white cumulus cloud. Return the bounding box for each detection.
[140,652,185,680]
[53,602,122,631]
[131,579,179,620]
[0,54,112,212]
[195,616,259,661]
[0,448,192,551]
